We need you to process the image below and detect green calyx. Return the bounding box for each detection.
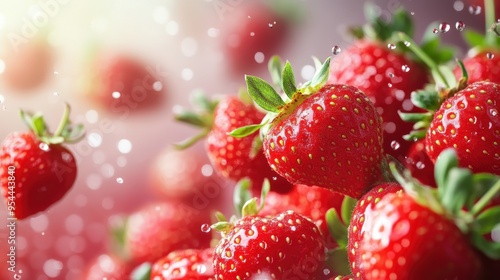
[173,91,220,149]
[390,148,500,259]
[20,102,85,145]
[229,56,330,138]
[325,196,357,249]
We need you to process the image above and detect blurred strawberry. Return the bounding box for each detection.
[86,53,165,114]
[150,248,215,280]
[124,201,212,264]
[404,139,436,187]
[82,253,133,280]
[0,37,53,91]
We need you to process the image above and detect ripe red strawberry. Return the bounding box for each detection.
[87,53,165,114]
[347,182,403,278]
[404,139,436,187]
[425,81,500,174]
[124,201,212,264]
[175,92,292,194]
[0,104,84,219]
[82,254,133,280]
[454,50,500,84]
[358,191,484,280]
[150,248,215,280]
[213,210,328,279]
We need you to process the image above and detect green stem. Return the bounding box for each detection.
[484,0,496,45]
[471,178,500,216]
[397,32,450,88]
[53,103,71,138]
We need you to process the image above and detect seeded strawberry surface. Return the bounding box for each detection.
[213,211,328,279]
[264,84,384,198]
[151,248,215,280]
[425,81,500,174]
[454,50,500,84]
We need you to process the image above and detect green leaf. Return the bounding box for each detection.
[398,111,432,123]
[249,133,263,159]
[325,208,348,248]
[440,168,473,215]
[282,61,297,99]
[463,30,486,48]
[309,57,331,89]
[390,8,414,37]
[241,198,259,217]
[233,178,252,217]
[419,22,456,65]
[190,91,218,112]
[340,196,357,226]
[411,87,441,111]
[268,55,283,88]
[258,178,271,211]
[130,262,152,280]
[325,247,351,276]
[228,123,266,138]
[245,75,285,112]
[173,129,210,150]
[434,148,459,193]
[431,65,457,89]
[403,129,427,141]
[174,110,208,127]
[211,221,233,232]
[475,206,500,235]
[31,113,47,138]
[470,231,500,259]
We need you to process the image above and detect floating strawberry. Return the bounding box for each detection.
[232,57,385,198]
[0,103,84,219]
[175,91,292,194]
[150,248,215,280]
[124,201,212,264]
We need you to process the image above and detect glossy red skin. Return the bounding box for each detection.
[358,192,483,280]
[347,183,403,278]
[0,132,77,219]
[220,3,289,74]
[207,96,292,194]
[328,40,429,162]
[454,50,500,84]
[82,254,132,280]
[264,84,384,198]
[151,248,215,280]
[259,184,346,249]
[404,139,436,188]
[124,201,212,264]
[91,55,164,113]
[425,81,500,174]
[213,211,328,280]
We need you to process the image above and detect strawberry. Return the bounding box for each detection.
[454,50,500,84]
[124,201,212,264]
[82,253,133,280]
[358,191,483,280]
[425,81,500,174]
[212,210,328,279]
[175,91,292,194]
[86,53,165,114]
[404,139,436,187]
[234,57,385,198]
[0,104,84,219]
[346,182,403,278]
[327,6,445,162]
[150,248,215,280]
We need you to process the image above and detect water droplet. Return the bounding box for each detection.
[404,41,411,47]
[401,65,410,72]
[432,28,439,34]
[469,5,481,15]
[201,164,213,177]
[117,139,132,154]
[454,1,464,11]
[438,22,451,33]
[153,81,163,91]
[87,132,103,148]
[116,177,124,184]
[390,141,401,151]
[268,23,274,28]
[487,52,495,60]
[490,108,498,116]
[201,224,211,233]
[387,73,395,78]
[39,143,50,151]
[112,91,121,99]
[254,52,265,63]
[416,161,426,169]
[53,91,60,96]
[250,31,255,36]
[387,43,396,50]
[410,12,415,15]
[388,83,393,88]
[197,264,208,274]
[331,45,341,55]
[455,21,466,31]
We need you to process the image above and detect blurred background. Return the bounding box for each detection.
[0,0,489,279]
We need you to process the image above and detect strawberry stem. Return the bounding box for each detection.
[484,0,497,45]
[471,178,500,216]
[53,102,71,138]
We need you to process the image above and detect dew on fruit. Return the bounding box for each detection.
[388,83,393,88]
[490,108,498,116]
[153,6,169,24]
[39,142,50,151]
[254,52,265,63]
[116,177,124,184]
[438,22,450,33]
[86,173,102,190]
[401,65,410,72]
[268,21,276,28]
[403,41,411,47]
[182,68,194,80]
[30,214,49,233]
[415,161,426,169]
[85,109,99,124]
[117,139,132,154]
[100,163,115,178]
[453,1,464,11]
[181,37,198,57]
[165,20,179,35]
[65,214,84,236]
[387,43,396,50]
[487,52,495,60]
[468,5,481,15]
[112,91,121,99]
[301,64,315,80]
[387,72,395,78]
[432,28,439,34]
[455,21,465,31]
[207,27,220,38]
[87,132,103,148]
[332,45,341,55]
[43,259,63,278]
[153,81,163,91]
[201,164,214,176]
[201,223,211,233]
[197,264,208,274]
